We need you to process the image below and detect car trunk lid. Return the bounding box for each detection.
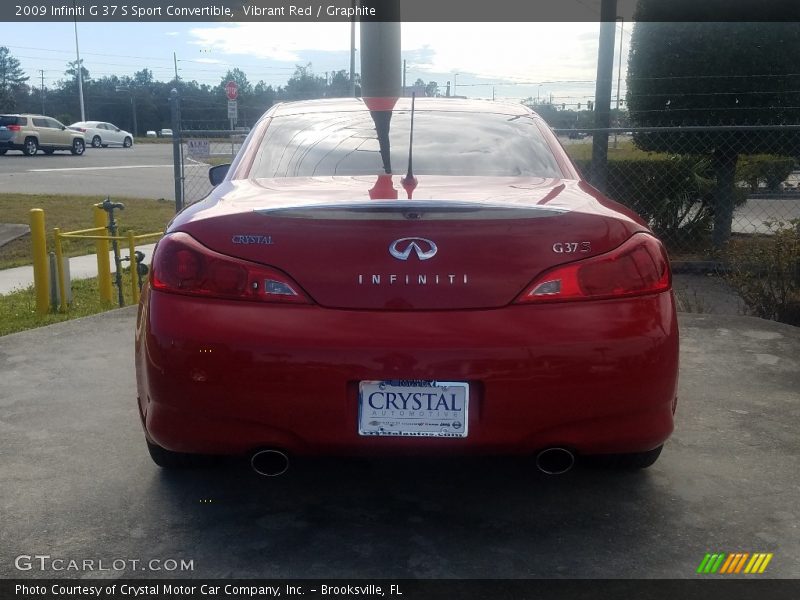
[176,176,647,310]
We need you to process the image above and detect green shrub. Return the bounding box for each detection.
[573,156,747,248]
[736,155,797,192]
[724,221,800,325]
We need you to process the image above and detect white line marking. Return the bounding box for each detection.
[27,165,174,173]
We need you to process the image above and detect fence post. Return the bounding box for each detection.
[169,88,184,212]
[29,209,50,315]
[127,231,139,305]
[53,228,67,312]
[94,205,113,303]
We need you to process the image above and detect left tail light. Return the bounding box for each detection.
[516,233,671,304]
[151,232,312,304]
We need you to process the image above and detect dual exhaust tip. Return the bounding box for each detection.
[535,447,575,475]
[250,447,575,477]
[250,449,290,477]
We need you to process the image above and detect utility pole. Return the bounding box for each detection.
[350,0,356,97]
[590,0,617,193]
[173,52,179,84]
[40,70,45,114]
[453,72,458,97]
[614,17,624,148]
[72,0,85,121]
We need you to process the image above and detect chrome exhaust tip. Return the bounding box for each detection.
[535,447,575,475]
[250,449,290,477]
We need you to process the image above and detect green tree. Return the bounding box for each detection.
[219,68,252,96]
[0,46,29,110]
[424,81,439,98]
[327,70,352,98]
[281,64,327,101]
[626,1,800,247]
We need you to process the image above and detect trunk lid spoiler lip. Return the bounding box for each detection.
[254,200,570,221]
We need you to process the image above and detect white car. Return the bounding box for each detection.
[69,121,134,148]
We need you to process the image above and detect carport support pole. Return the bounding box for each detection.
[169,89,183,212]
[93,205,113,303]
[29,209,50,315]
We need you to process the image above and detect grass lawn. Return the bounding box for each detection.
[0,193,175,270]
[563,139,672,162]
[0,276,135,337]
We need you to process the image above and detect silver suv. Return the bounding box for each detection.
[0,114,86,156]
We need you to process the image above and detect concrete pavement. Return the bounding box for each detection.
[0,310,798,578]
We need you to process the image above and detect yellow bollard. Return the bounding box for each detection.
[53,228,67,312]
[127,231,139,305]
[94,205,113,303]
[29,209,50,314]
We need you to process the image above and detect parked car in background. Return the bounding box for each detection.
[0,114,85,156]
[136,98,679,476]
[159,129,173,138]
[146,130,157,138]
[69,121,133,148]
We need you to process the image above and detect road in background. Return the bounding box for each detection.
[0,144,176,200]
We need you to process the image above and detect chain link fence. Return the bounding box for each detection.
[553,125,800,260]
[178,129,248,205]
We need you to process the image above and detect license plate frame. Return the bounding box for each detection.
[358,380,469,438]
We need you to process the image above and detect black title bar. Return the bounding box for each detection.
[3,579,800,600]
[3,0,800,22]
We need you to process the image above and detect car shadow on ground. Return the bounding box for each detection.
[143,456,673,577]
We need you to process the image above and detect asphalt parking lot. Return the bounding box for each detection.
[0,309,798,579]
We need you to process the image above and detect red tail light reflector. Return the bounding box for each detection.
[151,232,311,304]
[516,233,671,304]
[7,125,21,131]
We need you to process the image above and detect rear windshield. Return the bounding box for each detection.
[249,110,563,179]
[0,116,24,126]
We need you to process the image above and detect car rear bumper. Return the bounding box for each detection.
[136,287,679,457]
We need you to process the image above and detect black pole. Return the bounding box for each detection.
[590,0,617,193]
[131,96,138,138]
[169,88,183,212]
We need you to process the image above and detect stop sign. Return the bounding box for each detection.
[225,81,238,100]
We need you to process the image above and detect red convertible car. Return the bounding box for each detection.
[135,97,678,476]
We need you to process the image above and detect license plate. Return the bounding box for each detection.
[358,380,469,438]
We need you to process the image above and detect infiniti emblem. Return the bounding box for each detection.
[389,237,438,261]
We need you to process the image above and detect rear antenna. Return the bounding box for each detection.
[401,92,418,199]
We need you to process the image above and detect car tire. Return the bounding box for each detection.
[71,139,85,156]
[91,135,102,148]
[146,439,202,469]
[589,445,664,470]
[0,149,7,155]
[123,137,132,148]
[22,137,38,156]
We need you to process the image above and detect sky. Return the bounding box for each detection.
[2,20,631,109]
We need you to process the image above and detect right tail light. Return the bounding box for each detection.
[516,233,671,303]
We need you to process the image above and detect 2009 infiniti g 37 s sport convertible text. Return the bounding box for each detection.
[135,97,678,476]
